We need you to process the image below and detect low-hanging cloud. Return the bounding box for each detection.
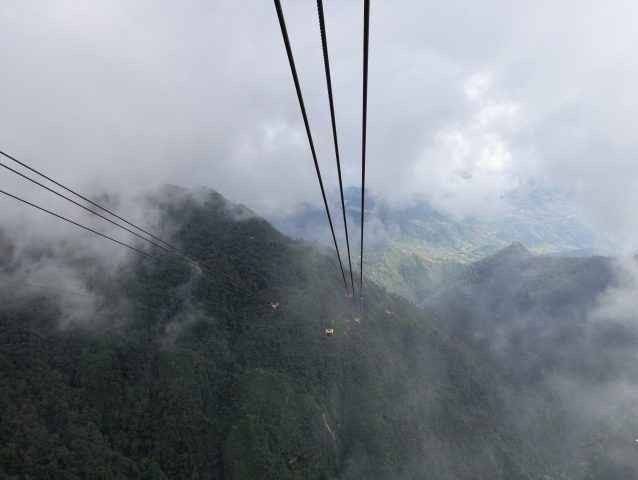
[2,0,638,250]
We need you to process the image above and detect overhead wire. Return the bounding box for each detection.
[359,0,370,301]
[316,0,355,296]
[273,0,349,292]
[2,4,359,304]
[0,160,175,255]
[0,188,157,260]
[0,189,264,302]
[0,149,226,277]
[0,148,176,251]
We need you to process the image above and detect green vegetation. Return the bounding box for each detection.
[0,188,626,479]
[278,186,613,303]
[425,244,638,477]
[0,189,528,479]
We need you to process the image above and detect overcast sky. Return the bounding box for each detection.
[2,1,638,249]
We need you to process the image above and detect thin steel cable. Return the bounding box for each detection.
[0,161,174,255]
[0,150,222,276]
[360,0,370,299]
[0,148,176,251]
[0,188,156,260]
[316,0,355,296]
[1,192,263,302]
[273,0,348,291]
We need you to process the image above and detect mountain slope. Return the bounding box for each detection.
[424,245,638,477]
[1,187,541,480]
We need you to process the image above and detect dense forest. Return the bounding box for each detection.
[1,188,635,478]
[424,243,638,478]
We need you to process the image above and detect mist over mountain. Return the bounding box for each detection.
[424,244,638,477]
[274,183,613,302]
[0,188,539,479]
[2,187,638,478]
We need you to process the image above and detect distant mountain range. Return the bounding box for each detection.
[274,184,615,302]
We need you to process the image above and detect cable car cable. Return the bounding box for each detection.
[359,0,370,300]
[0,188,157,260]
[316,0,355,296]
[0,148,176,251]
[0,187,269,304]
[273,0,348,291]
[0,161,175,255]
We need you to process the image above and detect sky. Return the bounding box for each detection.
[2,0,638,249]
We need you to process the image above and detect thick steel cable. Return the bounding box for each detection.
[360,0,370,299]
[273,0,348,291]
[0,148,176,251]
[316,0,355,296]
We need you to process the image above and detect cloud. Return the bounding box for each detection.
[2,0,638,248]
[0,230,105,328]
[591,257,638,326]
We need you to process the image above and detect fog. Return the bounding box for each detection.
[2,1,638,251]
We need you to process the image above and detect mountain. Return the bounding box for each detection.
[274,184,614,302]
[1,187,545,480]
[423,242,617,352]
[424,244,638,477]
[2,188,636,478]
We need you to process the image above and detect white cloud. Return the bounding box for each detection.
[2,0,638,247]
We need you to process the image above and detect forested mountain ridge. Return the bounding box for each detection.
[424,244,638,477]
[1,187,539,479]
